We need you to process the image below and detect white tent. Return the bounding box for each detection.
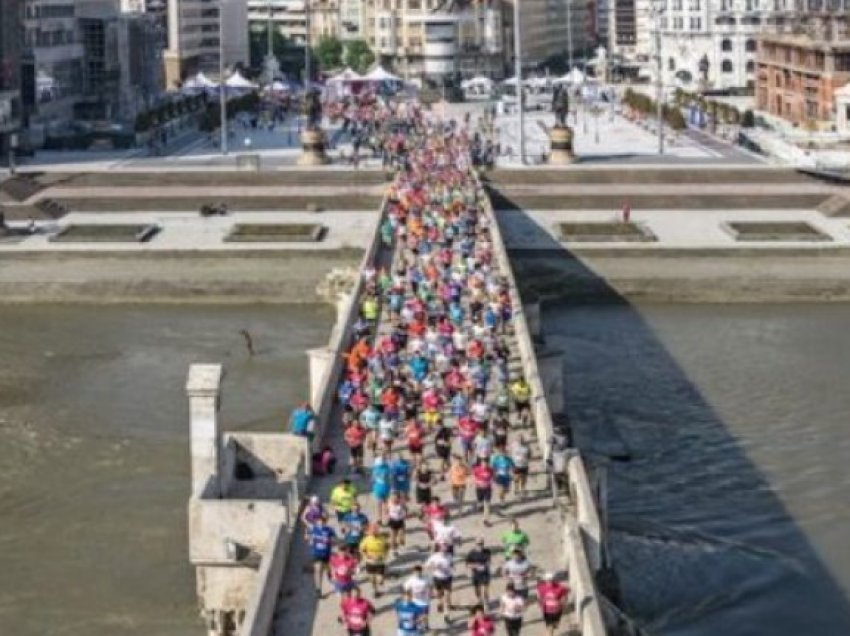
[363,65,401,83]
[225,71,257,89]
[553,68,586,85]
[194,72,219,88]
[526,76,549,88]
[327,67,364,84]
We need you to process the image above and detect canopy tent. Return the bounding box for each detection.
[363,65,402,83]
[525,76,549,88]
[553,67,586,85]
[225,70,257,89]
[327,67,364,84]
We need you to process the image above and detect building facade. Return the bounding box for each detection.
[21,0,86,133]
[755,26,850,129]
[1,0,24,161]
[164,0,248,88]
[503,0,594,72]
[656,0,850,92]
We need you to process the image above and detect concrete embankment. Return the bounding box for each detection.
[0,249,363,303]
[511,249,850,303]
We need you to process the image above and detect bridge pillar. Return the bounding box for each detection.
[186,363,223,498]
[307,347,334,410]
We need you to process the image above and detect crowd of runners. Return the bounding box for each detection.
[290,96,571,636]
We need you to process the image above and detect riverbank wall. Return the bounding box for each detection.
[6,247,850,303]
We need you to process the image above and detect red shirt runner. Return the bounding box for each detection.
[470,615,496,635]
[472,464,494,489]
[341,596,375,631]
[537,581,569,614]
[330,553,358,586]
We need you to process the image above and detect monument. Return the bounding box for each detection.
[549,85,575,164]
[298,88,329,166]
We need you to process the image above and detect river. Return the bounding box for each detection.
[0,304,333,636]
[545,302,850,636]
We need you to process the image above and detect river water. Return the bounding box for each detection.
[0,304,333,636]
[545,302,850,636]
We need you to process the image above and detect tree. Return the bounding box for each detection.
[315,36,343,71]
[345,40,375,74]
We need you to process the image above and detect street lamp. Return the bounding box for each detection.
[304,0,311,87]
[512,0,525,163]
[219,0,228,155]
[565,0,573,72]
[652,0,665,155]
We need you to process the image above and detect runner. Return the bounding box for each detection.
[510,435,531,498]
[371,454,392,525]
[472,456,494,525]
[340,502,369,555]
[501,549,534,601]
[340,586,375,636]
[309,514,336,596]
[490,447,515,506]
[390,452,412,500]
[329,545,359,597]
[448,455,469,511]
[414,459,434,506]
[330,478,358,524]
[403,564,432,627]
[498,583,526,636]
[509,376,532,427]
[465,537,493,607]
[386,490,409,555]
[536,571,570,636]
[433,423,453,472]
[425,544,455,624]
[432,512,462,555]
[468,604,496,636]
[501,518,530,558]
[359,523,389,597]
[395,588,428,636]
[300,494,325,542]
[344,418,368,474]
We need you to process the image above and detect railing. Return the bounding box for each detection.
[309,188,390,449]
[239,524,291,636]
[481,176,607,636]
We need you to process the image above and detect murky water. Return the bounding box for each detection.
[546,302,850,636]
[0,304,333,636]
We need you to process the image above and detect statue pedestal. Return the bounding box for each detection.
[548,125,574,164]
[297,128,329,166]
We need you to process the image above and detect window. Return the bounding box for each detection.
[669,57,676,70]
[746,59,755,73]
[673,16,684,29]
[672,0,682,9]
[690,17,702,29]
[745,39,756,52]
[722,59,733,73]
[689,0,700,8]
[721,38,732,52]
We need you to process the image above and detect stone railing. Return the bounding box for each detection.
[239,524,291,636]
[308,190,390,449]
[482,180,607,636]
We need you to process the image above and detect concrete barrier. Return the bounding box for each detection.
[568,454,603,573]
[239,524,291,636]
[564,516,607,636]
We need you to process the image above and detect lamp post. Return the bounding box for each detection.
[304,0,311,87]
[219,0,228,155]
[512,0,525,163]
[565,0,573,72]
[653,0,664,155]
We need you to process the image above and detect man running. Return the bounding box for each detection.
[536,571,570,636]
[425,544,455,624]
[309,514,336,595]
[465,537,493,607]
[340,586,375,636]
[396,588,428,636]
[359,523,389,597]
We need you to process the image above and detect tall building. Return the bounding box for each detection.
[1,0,24,162]
[657,0,850,92]
[756,17,850,129]
[76,0,164,119]
[504,0,593,71]
[21,0,86,136]
[163,0,248,88]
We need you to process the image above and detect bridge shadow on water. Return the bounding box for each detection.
[492,194,850,636]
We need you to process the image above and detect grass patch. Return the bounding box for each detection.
[725,221,830,242]
[50,223,160,243]
[225,223,326,243]
[558,222,656,243]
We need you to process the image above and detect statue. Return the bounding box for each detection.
[302,88,323,130]
[552,85,570,128]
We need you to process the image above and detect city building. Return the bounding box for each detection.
[656,0,850,93]
[504,0,594,72]
[755,23,850,130]
[836,82,850,135]
[21,0,86,135]
[163,0,248,88]
[351,0,504,81]
[247,0,308,47]
[1,0,24,163]
[76,0,165,120]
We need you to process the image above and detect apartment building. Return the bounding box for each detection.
[164,0,248,88]
[656,0,850,92]
[503,0,594,72]
[756,20,850,129]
